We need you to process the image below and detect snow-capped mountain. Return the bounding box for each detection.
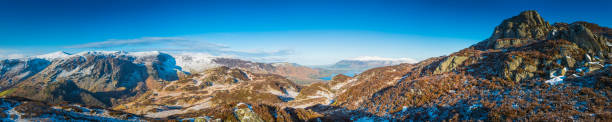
[316,56,418,78]
[0,51,187,107]
[349,56,417,62]
[34,51,71,60]
[171,52,220,73]
[0,50,324,106]
[329,56,417,70]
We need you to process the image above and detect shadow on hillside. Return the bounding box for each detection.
[305,104,397,121]
[153,53,181,81]
[40,80,145,108]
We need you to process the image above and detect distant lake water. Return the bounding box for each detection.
[319,72,357,80]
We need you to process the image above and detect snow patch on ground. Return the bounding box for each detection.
[268,89,285,96]
[185,101,211,111]
[285,89,299,98]
[307,91,334,102]
[7,64,25,74]
[146,109,183,118]
[292,104,313,109]
[545,76,566,85]
[15,71,31,79]
[585,54,592,61]
[144,99,212,118]
[81,65,95,75]
[172,53,220,73]
[58,66,81,77]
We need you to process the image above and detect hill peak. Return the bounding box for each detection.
[474,10,553,49]
[513,10,547,25]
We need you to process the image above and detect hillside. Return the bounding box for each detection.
[312,10,612,121]
[0,10,610,121]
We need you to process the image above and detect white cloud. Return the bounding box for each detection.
[0,49,25,59]
[7,54,25,59]
[64,37,295,62]
[65,37,228,49]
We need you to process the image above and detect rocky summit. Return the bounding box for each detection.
[0,10,611,121]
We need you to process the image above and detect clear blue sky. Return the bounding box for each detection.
[0,0,611,65]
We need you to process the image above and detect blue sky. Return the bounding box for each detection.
[0,0,611,65]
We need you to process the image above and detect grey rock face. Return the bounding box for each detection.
[550,22,611,57]
[477,10,552,49]
[0,59,51,89]
[491,10,551,40]
[475,11,611,58]
[433,56,468,74]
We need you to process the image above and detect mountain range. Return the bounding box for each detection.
[0,10,610,121]
[316,56,418,79]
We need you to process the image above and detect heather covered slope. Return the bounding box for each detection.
[322,10,612,121]
[212,58,326,85]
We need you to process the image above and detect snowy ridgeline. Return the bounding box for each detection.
[7,51,230,73]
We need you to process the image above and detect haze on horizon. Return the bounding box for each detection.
[1,0,611,65]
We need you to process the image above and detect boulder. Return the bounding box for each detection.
[434,56,468,74]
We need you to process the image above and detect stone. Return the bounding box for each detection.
[434,56,469,74]
[563,56,576,68]
[475,10,552,49]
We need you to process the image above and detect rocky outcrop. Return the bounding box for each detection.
[475,11,611,58]
[492,10,551,39]
[476,10,552,49]
[433,56,468,74]
[325,11,612,121]
[501,55,539,81]
[550,22,611,57]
